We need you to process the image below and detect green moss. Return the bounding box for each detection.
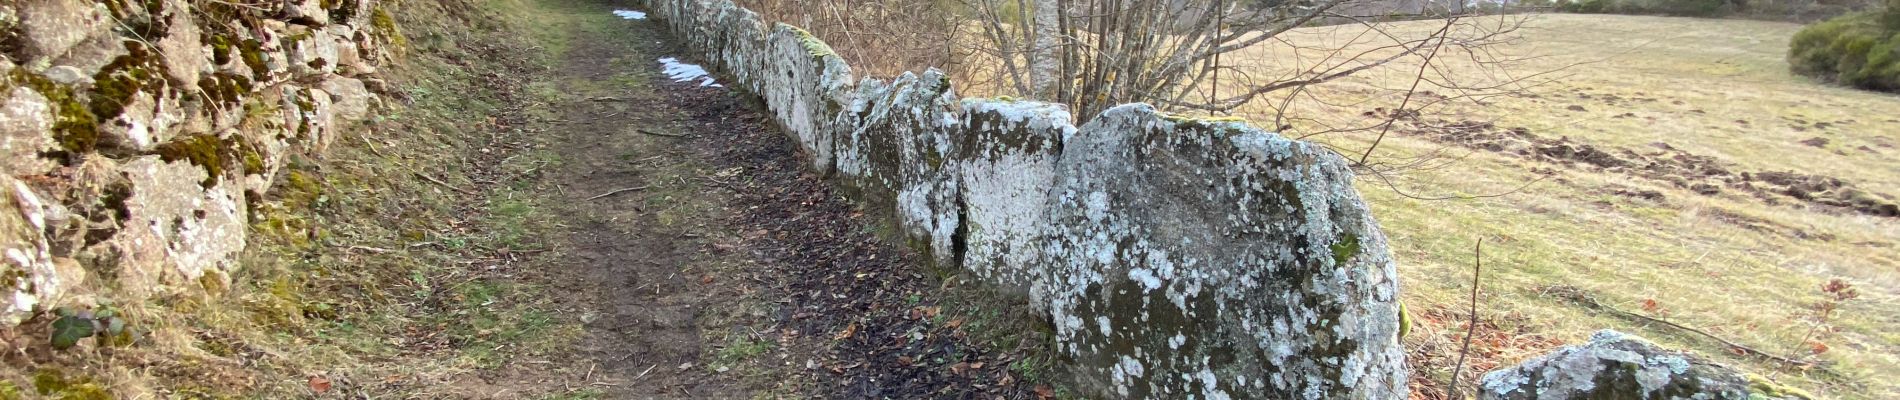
[1396,302,1412,338]
[781,24,836,58]
[154,134,241,188]
[0,380,21,400]
[89,42,170,121]
[1329,234,1361,266]
[370,7,408,50]
[8,69,100,155]
[196,72,254,108]
[239,140,267,174]
[0,268,26,294]
[1746,374,1815,400]
[30,369,111,400]
[208,35,235,66]
[238,38,270,81]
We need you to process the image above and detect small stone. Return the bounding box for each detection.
[41,65,89,85]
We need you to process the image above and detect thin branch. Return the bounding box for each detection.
[1448,237,1483,399]
[1361,17,1454,165]
[587,185,652,201]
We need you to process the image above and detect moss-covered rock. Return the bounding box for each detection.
[1479,330,1812,400]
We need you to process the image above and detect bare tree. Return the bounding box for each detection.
[739,0,1564,177]
[967,0,1539,121]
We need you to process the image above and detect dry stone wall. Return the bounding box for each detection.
[641,1,1408,398]
[2,0,389,324]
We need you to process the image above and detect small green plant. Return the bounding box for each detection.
[48,307,134,350]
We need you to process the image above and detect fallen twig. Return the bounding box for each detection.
[589,96,626,102]
[414,172,477,195]
[637,128,690,138]
[346,245,395,254]
[587,185,651,201]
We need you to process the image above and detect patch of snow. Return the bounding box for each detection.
[657,57,722,87]
[612,10,647,20]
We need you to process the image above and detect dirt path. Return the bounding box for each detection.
[444,1,1058,398]
[504,5,764,398]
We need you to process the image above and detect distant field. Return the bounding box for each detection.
[1233,13,1898,399]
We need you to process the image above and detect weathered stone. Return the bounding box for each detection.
[1,0,388,330]
[96,82,187,153]
[282,0,330,26]
[1,87,59,176]
[51,31,130,77]
[328,25,373,76]
[1,177,67,325]
[1479,330,1814,400]
[78,156,247,298]
[1040,106,1404,399]
[41,65,90,85]
[281,85,337,154]
[12,0,109,62]
[951,99,1070,293]
[246,19,296,85]
[831,71,960,267]
[759,23,854,174]
[286,26,339,77]
[320,76,373,123]
[154,0,206,85]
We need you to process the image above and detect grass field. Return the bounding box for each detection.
[1231,13,1899,399]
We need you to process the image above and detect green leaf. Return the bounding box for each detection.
[106,317,125,335]
[50,316,96,350]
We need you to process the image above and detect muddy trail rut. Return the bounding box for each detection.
[464,1,1054,398]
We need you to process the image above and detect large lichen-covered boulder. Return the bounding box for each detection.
[951,99,1072,293]
[831,71,963,267]
[758,24,853,174]
[1039,105,1406,399]
[1480,330,1814,400]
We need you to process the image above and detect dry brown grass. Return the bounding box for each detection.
[1215,13,1898,399]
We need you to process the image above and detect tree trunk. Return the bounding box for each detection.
[1029,0,1063,99]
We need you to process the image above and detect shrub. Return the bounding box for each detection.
[1789,10,1900,91]
[1556,0,1731,16]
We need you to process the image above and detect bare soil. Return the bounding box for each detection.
[1377,109,1900,218]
